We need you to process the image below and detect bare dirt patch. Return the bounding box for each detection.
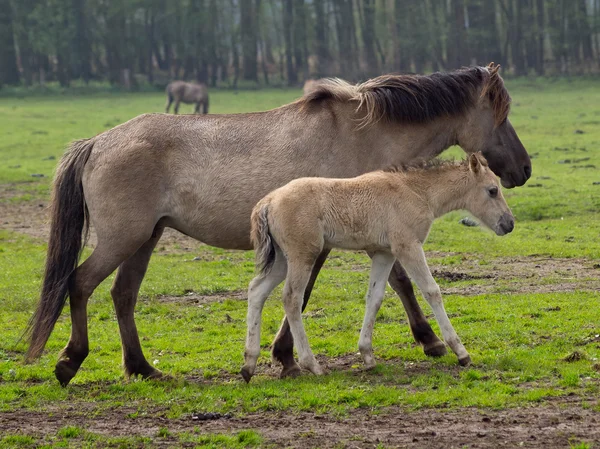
[1,395,598,448]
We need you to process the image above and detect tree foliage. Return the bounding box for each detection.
[2,0,599,88]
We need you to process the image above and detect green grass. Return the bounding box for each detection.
[1,79,599,447]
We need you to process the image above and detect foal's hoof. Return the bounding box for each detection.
[54,359,78,387]
[279,363,302,379]
[240,367,253,383]
[458,355,472,367]
[423,341,448,358]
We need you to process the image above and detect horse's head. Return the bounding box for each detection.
[464,153,514,236]
[457,64,531,189]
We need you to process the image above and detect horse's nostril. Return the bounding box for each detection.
[524,165,532,179]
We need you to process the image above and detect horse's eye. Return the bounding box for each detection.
[488,187,498,198]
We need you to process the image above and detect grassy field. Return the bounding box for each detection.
[0,80,599,448]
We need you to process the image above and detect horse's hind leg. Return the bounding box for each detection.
[55,241,141,386]
[165,96,173,113]
[110,226,164,379]
[272,248,331,378]
[174,100,181,114]
[387,260,447,357]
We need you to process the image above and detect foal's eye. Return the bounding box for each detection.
[488,187,498,198]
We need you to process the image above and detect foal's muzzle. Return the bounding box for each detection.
[495,213,515,236]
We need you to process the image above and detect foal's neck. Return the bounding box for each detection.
[407,168,471,218]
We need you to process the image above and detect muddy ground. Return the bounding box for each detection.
[1,396,598,448]
[2,192,599,448]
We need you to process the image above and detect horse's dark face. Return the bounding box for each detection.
[459,110,531,189]
[481,119,531,188]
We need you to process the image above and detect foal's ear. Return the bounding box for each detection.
[469,153,482,174]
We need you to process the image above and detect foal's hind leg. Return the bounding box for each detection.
[55,242,141,386]
[241,251,287,382]
[110,227,164,379]
[387,260,447,357]
[283,261,323,375]
[272,249,331,378]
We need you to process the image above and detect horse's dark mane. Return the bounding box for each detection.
[301,63,510,128]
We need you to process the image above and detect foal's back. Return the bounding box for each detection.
[261,171,425,251]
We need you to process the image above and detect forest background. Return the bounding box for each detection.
[1,0,599,92]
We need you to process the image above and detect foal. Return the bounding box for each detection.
[241,153,514,381]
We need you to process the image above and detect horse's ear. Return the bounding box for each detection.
[486,62,500,75]
[469,153,482,174]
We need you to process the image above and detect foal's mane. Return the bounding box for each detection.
[384,153,488,174]
[300,63,510,128]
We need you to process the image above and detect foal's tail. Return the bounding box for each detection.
[250,200,277,277]
[25,138,94,361]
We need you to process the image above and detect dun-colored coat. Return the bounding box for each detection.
[242,154,514,381]
[165,81,209,114]
[25,64,530,386]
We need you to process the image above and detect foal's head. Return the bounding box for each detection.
[464,153,514,236]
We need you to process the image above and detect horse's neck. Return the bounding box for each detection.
[344,109,461,166]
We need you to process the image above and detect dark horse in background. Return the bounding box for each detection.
[26,63,531,385]
[165,81,209,114]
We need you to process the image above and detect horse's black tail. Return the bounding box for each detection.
[250,201,276,277]
[25,138,94,361]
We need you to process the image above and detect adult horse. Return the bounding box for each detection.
[26,64,530,385]
[165,81,209,114]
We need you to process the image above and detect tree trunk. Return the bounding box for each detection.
[448,0,469,69]
[283,0,297,84]
[72,0,91,82]
[293,0,308,80]
[0,0,20,86]
[241,0,258,81]
[360,0,379,77]
[535,0,545,74]
[313,0,329,77]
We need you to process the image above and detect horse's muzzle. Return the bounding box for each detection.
[495,213,514,236]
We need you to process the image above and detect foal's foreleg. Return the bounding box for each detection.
[387,261,447,357]
[110,228,164,379]
[358,252,395,368]
[395,246,470,366]
[272,249,331,378]
[241,253,287,383]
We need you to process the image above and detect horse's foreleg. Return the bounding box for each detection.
[387,259,447,357]
[165,97,172,113]
[282,261,322,375]
[110,227,164,380]
[358,252,395,368]
[272,248,331,378]
[174,100,180,114]
[394,245,470,366]
[241,252,287,383]
[55,243,133,386]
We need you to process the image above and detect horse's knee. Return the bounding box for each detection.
[422,286,442,303]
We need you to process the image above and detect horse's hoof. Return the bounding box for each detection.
[423,341,447,357]
[54,360,78,387]
[279,364,302,379]
[240,367,253,383]
[458,355,472,367]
